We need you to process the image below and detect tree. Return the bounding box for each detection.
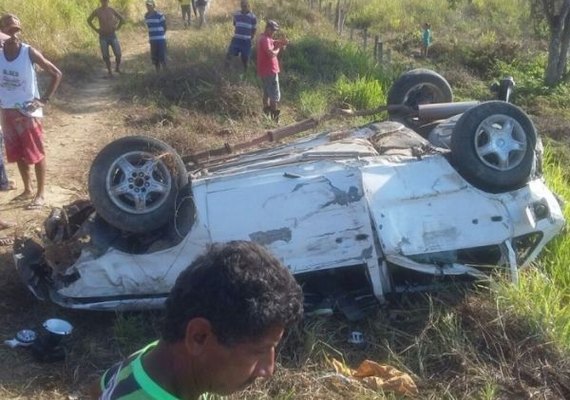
[537,0,570,85]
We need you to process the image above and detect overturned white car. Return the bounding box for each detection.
[14,70,565,312]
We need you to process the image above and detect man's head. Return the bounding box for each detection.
[0,14,21,36]
[100,0,109,7]
[240,0,250,13]
[163,241,303,395]
[265,19,279,36]
[146,0,156,10]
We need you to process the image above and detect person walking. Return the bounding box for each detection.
[0,14,62,210]
[225,0,257,73]
[178,0,194,27]
[256,19,288,123]
[195,0,208,28]
[88,0,125,77]
[144,0,167,72]
[90,241,303,400]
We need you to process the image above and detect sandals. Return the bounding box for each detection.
[0,180,16,191]
[25,197,45,210]
[10,192,34,203]
[0,221,15,231]
[0,237,14,246]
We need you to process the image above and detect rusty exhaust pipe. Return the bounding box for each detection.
[418,101,479,122]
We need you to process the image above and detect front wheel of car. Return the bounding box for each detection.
[450,101,536,192]
[88,136,189,233]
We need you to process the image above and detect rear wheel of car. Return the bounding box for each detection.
[89,136,188,233]
[387,69,453,131]
[450,101,536,192]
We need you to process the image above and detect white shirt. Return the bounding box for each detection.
[0,44,42,117]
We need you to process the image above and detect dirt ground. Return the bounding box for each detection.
[0,2,236,398]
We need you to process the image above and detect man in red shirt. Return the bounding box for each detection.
[256,20,287,122]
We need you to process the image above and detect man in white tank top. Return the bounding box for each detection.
[0,14,62,210]
[0,29,16,243]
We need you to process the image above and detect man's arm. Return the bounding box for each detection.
[263,38,284,58]
[87,10,100,34]
[29,47,62,103]
[112,8,125,30]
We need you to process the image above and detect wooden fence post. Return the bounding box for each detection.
[339,9,346,34]
[350,27,354,41]
[335,0,340,32]
[378,40,383,62]
[363,28,368,50]
[374,36,379,60]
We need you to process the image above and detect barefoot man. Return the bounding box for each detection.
[0,14,62,210]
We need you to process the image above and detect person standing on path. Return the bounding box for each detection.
[0,14,62,210]
[256,19,288,123]
[195,0,208,28]
[178,0,194,27]
[88,0,125,77]
[144,0,167,72]
[225,0,257,73]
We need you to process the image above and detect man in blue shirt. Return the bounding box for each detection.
[144,0,167,72]
[225,0,257,73]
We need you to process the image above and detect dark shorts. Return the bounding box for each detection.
[150,40,167,65]
[262,74,281,102]
[227,38,252,59]
[181,4,191,17]
[1,109,45,164]
[99,34,121,60]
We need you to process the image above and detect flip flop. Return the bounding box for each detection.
[0,221,15,230]
[25,198,45,210]
[0,180,17,191]
[10,192,34,203]
[0,237,14,246]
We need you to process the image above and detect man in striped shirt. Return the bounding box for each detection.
[225,0,257,72]
[144,0,167,72]
[90,241,303,400]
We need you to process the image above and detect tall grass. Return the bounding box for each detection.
[0,0,143,78]
[0,0,141,57]
[334,75,384,109]
[496,143,570,350]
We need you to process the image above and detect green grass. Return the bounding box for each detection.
[495,143,570,351]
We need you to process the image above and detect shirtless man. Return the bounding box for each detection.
[88,0,125,77]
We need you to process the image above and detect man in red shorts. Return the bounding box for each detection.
[0,14,62,209]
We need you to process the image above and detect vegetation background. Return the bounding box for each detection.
[0,0,569,398]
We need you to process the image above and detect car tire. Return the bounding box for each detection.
[387,69,453,131]
[450,101,536,192]
[89,136,189,233]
